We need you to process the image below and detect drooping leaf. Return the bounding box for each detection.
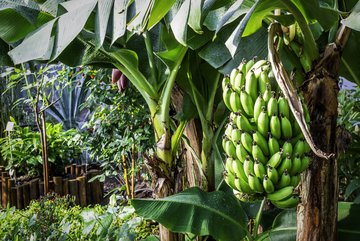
[8,19,56,64]
[112,0,129,45]
[342,0,360,31]
[51,0,97,59]
[215,0,245,34]
[188,0,203,34]
[95,0,113,48]
[170,0,191,46]
[340,31,360,86]
[132,187,249,241]
[147,0,176,30]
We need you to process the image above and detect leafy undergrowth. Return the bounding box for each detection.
[0,194,158,241]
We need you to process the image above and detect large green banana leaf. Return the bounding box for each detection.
[132,187,249,241]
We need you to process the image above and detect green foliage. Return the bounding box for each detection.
[0,194,157,241]
[0,120,82,177]
[133,187,249,241]
[81,69,153,183]
[337,86,360,203]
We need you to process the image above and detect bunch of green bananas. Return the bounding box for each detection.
[222,58,311,209]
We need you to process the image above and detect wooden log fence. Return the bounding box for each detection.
[0,165,103,209]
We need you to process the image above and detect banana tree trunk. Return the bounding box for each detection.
[296,26,351,241]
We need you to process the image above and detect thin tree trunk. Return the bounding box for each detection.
[296,25,351,241]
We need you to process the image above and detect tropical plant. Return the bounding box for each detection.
[1,0,360,240]
[0,120,83,177]
[81,68,153,192]
[0,194,157,241]
[337,86,360,203]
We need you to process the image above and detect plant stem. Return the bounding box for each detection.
[143,31,158,85]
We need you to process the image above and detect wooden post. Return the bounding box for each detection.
[53,176,63,195]
[39,181,44,197]
[23,183,30,207]
[29,178,39,201]
[2,173,9,208]
[90,170,102,204]
[10,187,17,207]
[65,165,71,175]
[7,179,15,206]
[77,176,87,207]
[16,185,24,209]
[85,172,92,204]
[69,179,79,204]
[70,164,76,176]
[63,179,69,196]
[75,165,82,177]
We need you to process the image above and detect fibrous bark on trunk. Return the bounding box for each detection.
[296,26,351,241]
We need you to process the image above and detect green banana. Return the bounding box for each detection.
[300,52,312,73]
[224,138,237,158]
[252,142,267,165]
[243,156,255,177]
[224,123,234,139]
[234,176,243,192]
[237,177,255,194]
[245,69,258,102]
[293,139,305,157]
[290,174,301,187]
[254,159,266,178]
[230,68,239,86]
[267,151,283,168]
[282,141,293,157]
[254,95,266,123]
[236,115,255,132]
[240,88,254,116]
[263,84,272,103]
[299,155,311,172]
[240,131,253,154]
[267,92,278,117]
[276,169,291,189]
[238,59,247,73]
[303,103,311,123]
[252,131,269,156]
[263,175,275,193]
[251,59,268,72]
[270,114,281,139]
[229,112,237,125]
[236,143,249,163]
[231,128,242,143]
[281,115,293,139]
[223,84,233,111]
[271,195,299,209]
[230,91,242,113]
[268,133,280,157]
[267,165,279,184]
[248,173,264,193]
[224,171,237,190]
[225,157,235,174]
[233,71,245,91]
[278,155,292,176]
[254,64,270,78]
[257,108,269,137]
[232,158,248,181]
[303,141,311,153]
[278,96,290,119]
[266,185,294,201]
[258,69,270,94]
[290,154,302,176]
[245,57,256,74]
[222,75,230,91]
[283,31,291,45]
